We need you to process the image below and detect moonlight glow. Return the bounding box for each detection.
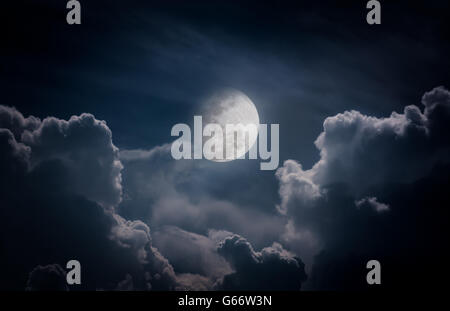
[202,89,260,161]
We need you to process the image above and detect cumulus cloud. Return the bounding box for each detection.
[275,86,450,289]
[110,215,154,264]
[21,113,123,208]
[0,105,180,290]
[216,234,307,290]
[275,160,321,215]
[0,105,40,140]
[0,128,30,188]
[277,86,450,216]
[280,220,320,271]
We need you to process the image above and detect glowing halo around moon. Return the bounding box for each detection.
[202,89,260,162]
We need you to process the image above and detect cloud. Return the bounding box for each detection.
[277,86,450,218]
[0,105,181,290]
[355,197,389,213]
[275,160,321,215]
[26,264,68,291]
[119,144,285,249]
[110,215,153,264]
[275,86,450,289]
[21,113,123,208]
[150,226,309,291]
[0,128,30,188]
[175,273,215,291]
[153,226,231,280]
[319,87,449,190]
[0,105,40,140]
[216,234,307,290]
[115,274,134,291]
[152,226,309,290]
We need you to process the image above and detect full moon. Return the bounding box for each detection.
[202,89,260,162]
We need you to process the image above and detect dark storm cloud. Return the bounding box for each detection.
[277,86,450,213]
[216,234,307,290]
[22,113,123,208]
[0,128,29,180]
[0,105,181,290]
[0,106,40,139]
[275,87,450,289]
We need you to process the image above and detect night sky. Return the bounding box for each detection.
[1,0,450,290]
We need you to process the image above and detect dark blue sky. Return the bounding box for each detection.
[3,0,449,167]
